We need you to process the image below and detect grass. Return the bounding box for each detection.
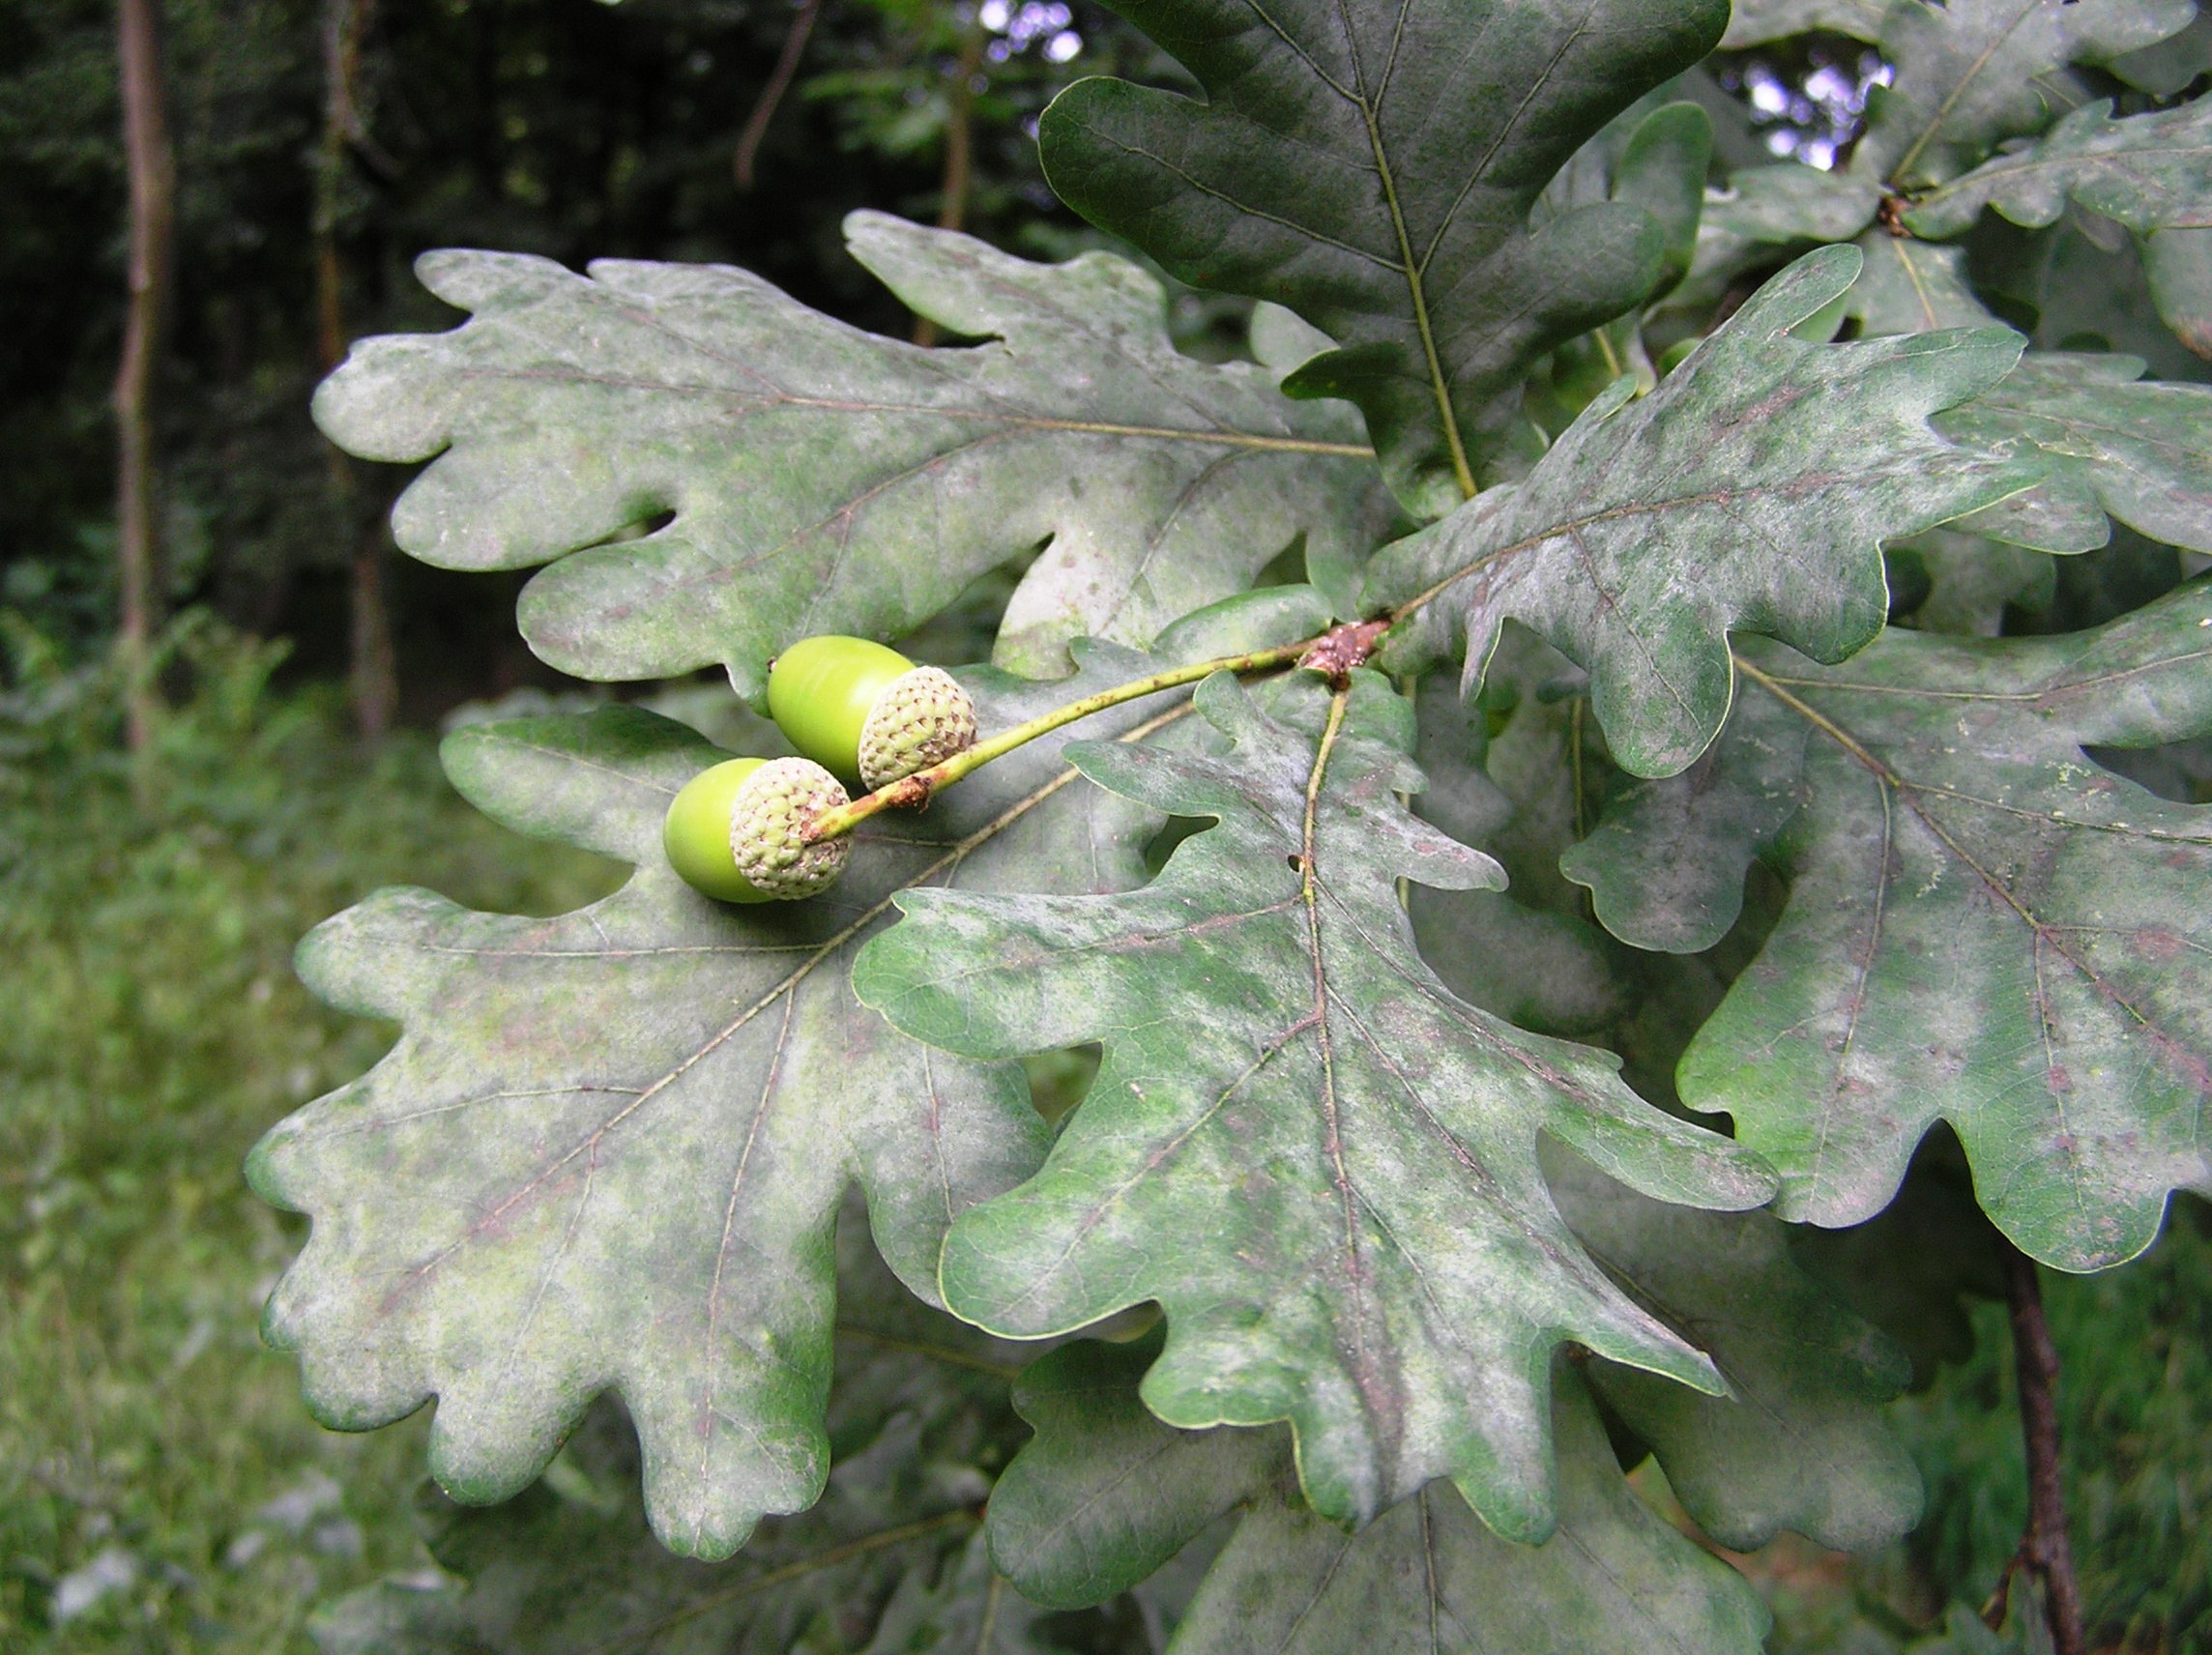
[1,612,2206,1652]
[0,616,618,1650]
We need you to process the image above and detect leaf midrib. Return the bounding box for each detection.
[1733,653,2208,1177]
[1885,0,2049,189]
[446,364,1375,458]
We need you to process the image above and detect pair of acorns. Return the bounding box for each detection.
[663,637,978,903]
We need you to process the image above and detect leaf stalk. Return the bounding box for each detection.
[802,619,1390,843]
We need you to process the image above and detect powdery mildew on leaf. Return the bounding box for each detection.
[1904,97,2212,244]
[1036,0,1728,509]
[855,670,1774,1540]
[1936,353,2212,556]
[311,213,1383,687]
[1720,0,1888,47]
[250,595,1325,1559]
[1364,247,2036,777]
[985,1338,1770,1654]
[1854,0,2194,192]
[312,1213,1040,1653]
[1565,581,2212,1269]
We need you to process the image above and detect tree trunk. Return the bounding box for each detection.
[316,0,396,741]
[114,0,175,752]
[911,24,986,348]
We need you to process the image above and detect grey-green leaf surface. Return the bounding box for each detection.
[1035,0,1729,511]
[1547,1150,1923,1553]
[248,593,1327,1560]
[1721,0,1890,46]
[1843,232,1997,337]
[310,211,1382,687]
[1669,164,1880,315]
[1934,353,2212,555]
[1854,0,2195,192]
[1364,247,2036,777]
[986,1339,1770,1654]
[1564,582,2212,1269]
[855,670,1775,1540]
[313,1215,1037,1654]
[1902,95,2212,359]
[1905,98,2212,243]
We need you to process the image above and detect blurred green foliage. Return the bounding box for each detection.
[0,612,620,1649]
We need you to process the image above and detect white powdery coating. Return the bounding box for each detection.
[728,758,851,899]
[859,666,978,789]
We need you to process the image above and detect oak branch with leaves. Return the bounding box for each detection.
[270,0,2212,1649]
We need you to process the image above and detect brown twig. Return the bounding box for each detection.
[1989,1242,2086,1655]
[734,0,823,191]
[802,620,1394,844]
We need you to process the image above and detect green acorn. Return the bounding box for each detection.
[767,636,977,789]
[726,757,852,900]
[662,755,851,903]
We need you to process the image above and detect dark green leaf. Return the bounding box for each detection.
[1890,530,2058,636]
[1365,247,2035,776]
[986,1339,1771,1654]
[249,594,1327,1559]
[1035,0,1729,509]
[1548,1149,1924,1553]
[1409,632,1622,1035]
[856,670,1774,1538]
[1790,1151,2006,1388]
[311,213,1382,686]
[1842,231,1997,337]
[1564,582,2212,1269]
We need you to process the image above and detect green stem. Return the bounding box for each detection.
[804,634,1327,842]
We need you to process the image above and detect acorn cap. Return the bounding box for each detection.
[859,666,977,789]
[728,758,852,900]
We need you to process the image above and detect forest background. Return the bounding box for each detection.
[0,0,2209,1649]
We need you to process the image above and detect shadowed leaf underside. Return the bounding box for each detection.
[985,1337,1770,1654]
